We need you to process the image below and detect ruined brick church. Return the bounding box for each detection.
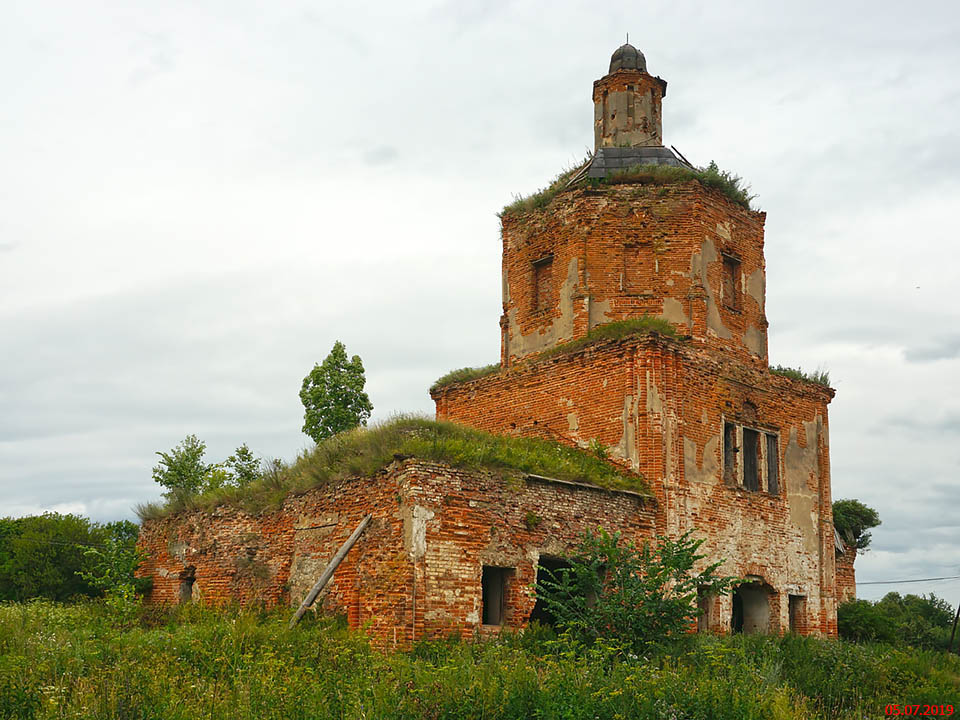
[139,44,851,642]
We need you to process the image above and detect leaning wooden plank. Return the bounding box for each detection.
[288,513,372,628]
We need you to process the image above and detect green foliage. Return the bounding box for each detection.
[501,158,757,216]
[535,528,737,650]
[300,340,373,443]
[539,316,678,362]
[430,363,500,392]
[77,520,147,626]
[839,593,955,650]
[138,416,649,519]
[832,498,881,551]
[499,159,588,216]
[770,364,832,387]
[2,601,959,720]
[0,513,106,601]
[151,435,264,502]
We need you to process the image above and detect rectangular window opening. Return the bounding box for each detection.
[722,255,740,311]
[788,594,806,634]
[766,434,779,494]
[533,256,553,312]
[742,428,760,491]
[179,570,195,605]
[697,586,713,633]
[482,566,511,626]
[723,421,737,485]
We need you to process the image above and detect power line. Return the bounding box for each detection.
[858,575,960,586]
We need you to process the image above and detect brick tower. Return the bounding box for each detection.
[433,44,841,636]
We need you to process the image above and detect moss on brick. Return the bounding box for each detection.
[137,416,649,519]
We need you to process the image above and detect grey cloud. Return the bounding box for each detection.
[905,335,960,363]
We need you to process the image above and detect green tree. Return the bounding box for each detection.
[300,341,373,443]
[0,513,103,601]
[833,498,881,552]
[78,520,146,625]
[152,436,262,500]
[152,434,209,500]
[535,528,736,649]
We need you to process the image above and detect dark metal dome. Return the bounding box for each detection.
[609,43,647,73]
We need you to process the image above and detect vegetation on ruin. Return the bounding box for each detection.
[430,363,500,392]
[431,319,677,393]
[769,364,832,388]
[536,529,736,649]
[2,600,959,720]
[136,416,649,520]
[538,316,678,362]
[832,498,881,552]
[500,158,756,217]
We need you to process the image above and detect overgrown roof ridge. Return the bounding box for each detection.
[500,160,757,217]
[430,317,680,393]
[769,364,832,388]
[136,416,649,520]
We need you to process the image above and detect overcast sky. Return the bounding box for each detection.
[2,0,959,605]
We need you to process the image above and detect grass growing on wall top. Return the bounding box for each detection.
[430,363,500,392]
[500,159,756,217]
[538,316,678,361]
[136,416,648,520]
[770,365,831,388]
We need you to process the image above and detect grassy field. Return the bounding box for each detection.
[1,601,958,720]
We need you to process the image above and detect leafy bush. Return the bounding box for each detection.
[770,364,831,387]
[152,435,263,501]
[535,528,736,650]
[839,593,956,651]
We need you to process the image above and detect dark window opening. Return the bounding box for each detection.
[533,256,553,311]
[179,568,196,605]
[766,434,779,494]
[697,586,714,633]
[742,428,760,491]
[722,255,740,310]
[789,594,806,633]
[723,422,737,484]
[529,557,572,627]
[731,584,771,635]
[482,566,511,626]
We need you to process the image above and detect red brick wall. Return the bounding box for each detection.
[836,550,857,604]
[138,459,656,647]
[433,333,839,636]
[500,183,769,367]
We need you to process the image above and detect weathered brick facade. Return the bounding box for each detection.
[138,459,654,647]
[432,44,841,636]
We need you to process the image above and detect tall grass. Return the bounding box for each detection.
[137,416,648,520]
[2,601,958,720]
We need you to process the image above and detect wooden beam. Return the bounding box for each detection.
[288,513,372,629]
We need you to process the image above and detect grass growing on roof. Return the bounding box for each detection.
[538,316,678,361]
[136,416,648,520]
[430,363,500,392]
[770,365,831,388]
[500,159,757,216]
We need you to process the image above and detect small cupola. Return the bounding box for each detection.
[609,43,647,73]
[587,41,681,177]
